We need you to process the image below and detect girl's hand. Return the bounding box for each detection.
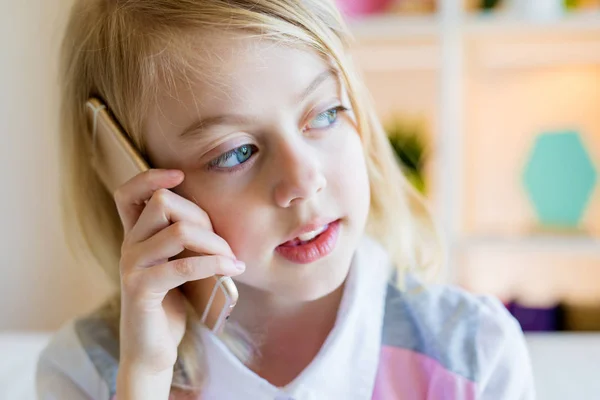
[113,169,245,398]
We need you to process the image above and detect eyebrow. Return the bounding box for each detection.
[178,68,339,140]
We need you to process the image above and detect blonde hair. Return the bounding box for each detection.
[59,0,445,393]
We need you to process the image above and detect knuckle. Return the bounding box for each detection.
[170,221,190,242]
[214,256,225,273]
[121,234,133,253]
[148,189,173,219]
[151,188,170,207]
[119,242,137,265]
[113,187,124,204]
[119,248,142,281]
[119,251,131,274]
[173,258,194,278]
[121,270,141,296]
[196,207,210,224]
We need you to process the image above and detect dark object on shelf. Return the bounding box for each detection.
[565,0,600,10]
[385,116,429,194]
[334,0,392,17]
[507,301,564,332]
[561,302,600,331]
[480,0,502,10]
[565,0,578,8]
[388,0,437,14]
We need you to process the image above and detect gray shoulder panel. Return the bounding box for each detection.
[73,312,119,398]
[381,274,488,382]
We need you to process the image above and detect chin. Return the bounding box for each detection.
[275,237,357,302]
[235,216,365,302]
[289,265,350,302]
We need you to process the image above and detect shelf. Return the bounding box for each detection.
[350,43,440,71]
[458,235,600,255]
[464,10,600,37]
[466,10,600,68]
[472,39,600,69]
[348,10,600,40]
[347,7,600,284]
[348,14,439,40]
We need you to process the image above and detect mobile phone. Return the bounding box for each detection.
[85,97,238,333]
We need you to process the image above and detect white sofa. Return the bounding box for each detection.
[2,332,599,399]
[525,333,600,400]
[0,332,50,400]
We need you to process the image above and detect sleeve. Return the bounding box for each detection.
[475,295,537,400]
[35,320,113,400]
[36,357,94,400]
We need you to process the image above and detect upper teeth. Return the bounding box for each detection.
[297,225,328,241]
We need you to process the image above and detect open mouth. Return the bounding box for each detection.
[279,224,329,247]
[275,219,341,264]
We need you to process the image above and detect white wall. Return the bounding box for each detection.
[0,0,112,331]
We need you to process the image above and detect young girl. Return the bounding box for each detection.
[37,0,536,399]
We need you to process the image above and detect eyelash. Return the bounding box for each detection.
[207,144,258,173]
[304,105,348,131]
[206,105,349,173]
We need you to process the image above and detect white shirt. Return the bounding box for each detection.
[197,235,391,400]
[36,235,536,399]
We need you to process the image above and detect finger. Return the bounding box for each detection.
[125,221,236,270]
[113,169,184,234]
[128,255,245,295]
[127,186,212,244]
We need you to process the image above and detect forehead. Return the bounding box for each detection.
[153,34,336,119]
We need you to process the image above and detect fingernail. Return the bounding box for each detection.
[234,260,246,271]
[168,170,183,179]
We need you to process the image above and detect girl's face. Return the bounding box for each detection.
[143,35,370,301]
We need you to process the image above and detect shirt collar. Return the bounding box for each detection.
[197,235,392,400]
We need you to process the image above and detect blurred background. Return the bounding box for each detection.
[1,0,599,398]
[342,0,600,333]
[339,0,600,397]
[343,0,600,330]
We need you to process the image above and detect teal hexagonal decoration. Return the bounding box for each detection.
[523,130,598,229]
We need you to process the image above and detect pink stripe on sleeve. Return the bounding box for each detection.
[372,346,477,400]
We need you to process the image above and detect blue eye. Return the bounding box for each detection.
[306,106,348,130]
[209,144,257,170]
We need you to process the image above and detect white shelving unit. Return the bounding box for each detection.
[459,235,600,255]
[349,1,466,285]
[464,9,600,35]
[348,7,600,287]
[348,9,600,38]
[349,13,439,38]
[438,0,465,285]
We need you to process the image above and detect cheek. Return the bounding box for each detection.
[199,198,267,259]
[212,209,266,259]
[328,131,370,212]
[176,178,265,258]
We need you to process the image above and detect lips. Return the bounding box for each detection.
[281,224,329,246]
[279,218,337,246]
[276,219,341,264]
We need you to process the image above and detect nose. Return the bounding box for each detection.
[272,139,327,208]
